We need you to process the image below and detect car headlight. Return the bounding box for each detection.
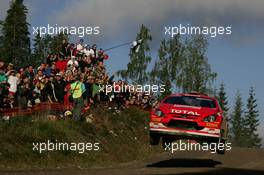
[155,110,164,117]
[203,115,216,122]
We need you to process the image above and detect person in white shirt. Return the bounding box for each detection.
[76,39,84,51]
[83,45,94,57]
[7,70,19,96]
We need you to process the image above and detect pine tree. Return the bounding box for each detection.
[32,31,45,65]
[2,0,31,65]
[230,91,246,146]
[42,34,53,55]
[150,34,217,96]
[177,35,217,93]
[167,34,184,87]
[31,33,68,66]
[150,39,171,99]
[244,87,262,148]
[118,25,152,85]
[49,32,68,55]
[0,21,3,56]
[218,82,229,116]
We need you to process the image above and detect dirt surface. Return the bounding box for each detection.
[1,147,264,175]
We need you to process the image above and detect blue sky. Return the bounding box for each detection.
[1,0,264,141]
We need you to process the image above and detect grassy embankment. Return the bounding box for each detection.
[0,106,161,170]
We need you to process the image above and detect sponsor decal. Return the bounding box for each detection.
[171,109,200,116]
[205,123,219,128]
[151,118,162,122]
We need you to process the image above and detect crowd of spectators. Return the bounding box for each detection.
[0,39,153,119]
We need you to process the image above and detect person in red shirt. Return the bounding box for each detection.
[55,57,67,72]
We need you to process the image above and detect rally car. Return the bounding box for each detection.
[149,92,228,154]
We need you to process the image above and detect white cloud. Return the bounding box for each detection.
[2,0,264,44]
[45,0,264,46]
[0,0,11,20]
[49,0,264,26]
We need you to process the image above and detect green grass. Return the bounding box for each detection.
[0,106,161,170]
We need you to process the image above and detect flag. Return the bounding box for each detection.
[132,39,142,53]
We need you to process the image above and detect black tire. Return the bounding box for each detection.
[162,137,174,150]
[216,128,227,154]
[149,133,160,145]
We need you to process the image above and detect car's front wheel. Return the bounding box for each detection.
[149,133,160,145]
[161,136,174,149]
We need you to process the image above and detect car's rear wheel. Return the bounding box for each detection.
[216,142,225,154]
[216,135,226,154]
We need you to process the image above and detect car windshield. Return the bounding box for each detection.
[163,96,216,108]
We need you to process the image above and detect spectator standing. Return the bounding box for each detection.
[54,73,66,103]
[70,75,85,121]
[0,68,8,108]
[56,57,68,72]
[7,70,19,97]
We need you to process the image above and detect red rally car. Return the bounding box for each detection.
[149,92,228,154]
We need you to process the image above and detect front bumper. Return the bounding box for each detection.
[149,122,220,139]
